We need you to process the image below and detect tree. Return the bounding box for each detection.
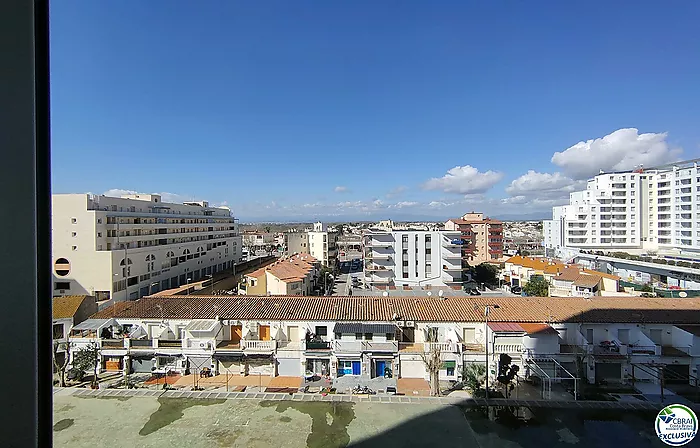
[522,276,549,297]
[72,342,101,388]
[52,336,71,387]
[420,327,442,396]
[264,225,271,233]
[496,354,520,398]
[640,283,653,293]
[472,263,499,287]
[461,362,486,393]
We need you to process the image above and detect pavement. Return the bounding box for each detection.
[53,388,675,447]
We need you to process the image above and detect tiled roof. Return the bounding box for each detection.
[53,295,90,319]
[519,323,559,335]
[91,295,700,324]
[573,275,602,288]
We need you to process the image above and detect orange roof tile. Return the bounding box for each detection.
[93,295,700,324]
[53,295,90,319]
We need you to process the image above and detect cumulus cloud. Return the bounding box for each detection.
[423,165,503,194]
[551,128,683,180]
[389,201,419,209]
[505,170,585,200]
[334,186,348,193]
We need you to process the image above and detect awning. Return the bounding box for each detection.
[184,320,218,332]
[442,361,456,369]
[213,353,244,360]
[333,322,397,334]
[72,319,109,331]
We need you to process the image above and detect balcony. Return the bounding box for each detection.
[241,340,276,352]
[276,341,302,351]
[442,264,461,271]
[157,339,183,348]
[493,344,524,354]
[215,340,242,351]
[627,345,659,356]
[101,339,127,349]
[399,342,460,353]
[365,264,391,272]
[442,238,463,247]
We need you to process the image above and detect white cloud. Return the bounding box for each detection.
[551,128,683,179]
[103,189,199,204]
[423,165,503,194]
[386,186,408,198]
[389,201,419,209]
[334,186,348,193]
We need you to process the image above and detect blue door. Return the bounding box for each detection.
[375,361,386,378]
[352,361,361,375]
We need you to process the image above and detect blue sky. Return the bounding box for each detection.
[50,1,700,222]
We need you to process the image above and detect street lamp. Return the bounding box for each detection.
[482,304,500,400]
[186,277,192,294]
[325,273,334,296]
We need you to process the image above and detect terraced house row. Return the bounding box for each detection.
[63,295,700,394]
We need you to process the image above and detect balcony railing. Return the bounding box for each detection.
[627,345,659,356]
[305,341,332,350]
[493,344,523,354]
[333,340,364,352]
[157,339,183,348]
[364,341,399,352]
[130,339,154,348]
[425,342,459,353]
[101,339,126,348]
[241,340,276,351]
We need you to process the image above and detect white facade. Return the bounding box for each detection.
[307,222,338,267]
[544,160,700,257]
[362,230,464,287]
[52,193,242,301]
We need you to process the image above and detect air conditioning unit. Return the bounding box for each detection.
[405,320,415,328]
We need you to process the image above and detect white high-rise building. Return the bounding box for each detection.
[362,229,464,288]
[307,222,338,267]
[544,159,700,258]
[52,193,242,301]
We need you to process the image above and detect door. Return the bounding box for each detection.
[277,358,300,376]
[376,360,386,378]
[649,329,662,345]
[595,363,621,384]
[586,328,594,344]
[400,359,425,378]
[288,326,299,342]
[352,361,361,375]
[259,325,270,341]
[401,327,415,343]
[231,325,242,343]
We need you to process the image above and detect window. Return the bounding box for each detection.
[446,366,455,376]
[463,328,475,342]
[315,326,327,337]
[71,217,77,224]
[71,245,77,251]
[425,264,431,275]
[355,333,362,340]
[97,232,102,237]
[53,324,64,339]
[54,282,70,290]
[425,235,431,243]
[402,273,408,278]
[402,260,408,266]
[97,218,102,224]
[71,232,77,237]
[402,235,408,243]
[364,333,373,340]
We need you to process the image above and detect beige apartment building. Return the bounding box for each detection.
[445,212,504,265]
[52,193,242,302]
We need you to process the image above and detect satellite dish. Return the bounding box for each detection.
[382,291,389,297]
[679,291,688,298]
[438,290,444,297]
[427,291,432,297]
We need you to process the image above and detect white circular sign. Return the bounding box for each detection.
[656,404,697,446]
[679,292,688,298]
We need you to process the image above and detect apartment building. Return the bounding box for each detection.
[74,295,700,392]
[52,193,242,302]
[362,229,464,288]
[544,159,700,258]
[444,212,504,264]
[307,222,338,267]
[284,231,309,256]
[242,232,275,251]
[52,295,98,368]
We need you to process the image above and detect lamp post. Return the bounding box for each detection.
[186,277,192,294]
[325,273,334,296]
[483,304,500,400]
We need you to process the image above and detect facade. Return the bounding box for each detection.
[52,295,98,369]
[52,193,242,302]
[544,160,700,258]
[284,232,309,256]
[445,212,504,265]
[74,294,700,391]
[362,229,464,288]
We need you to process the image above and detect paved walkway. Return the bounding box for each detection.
[54,387,695,411]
